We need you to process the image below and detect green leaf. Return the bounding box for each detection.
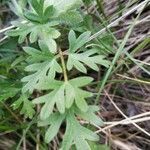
[38,112,66,144]
[67,50,110,73]
[69,30,76,50]
[69,77,93,87]
[62,111,99,150]
[30,0,44,16]
[67,31,110,73]
[75,89,89,112]
[57,10,83,26]
[75,88,92,111]
[27,3,55,23]
[18,33,27,44]
[6,28,28,37]
[33,76,93,117]
[75,106,103,126]
[23,46,52,63]
[29,29,38,43]
[65,82,75,108]
[24,11,41,23]
[44,28,61,39]
[45,38,57,53]
[6,22,60,45]
[32,84,65,119]
[83,0,93,5]
[55,85,65,114]
[68,30,91,53]
[33,91,56,119]
[11,56,26,68]
[45,0,83,16]
[22,46,62,93]
[0,79,20,102]
[44,113,65,143]
[35,78,62,90]
[6,24,33,43]
[44,5,55,20]
[41,28,60,53]
[22,59,62,93]
[9,0,24,16]
[38,40,49,53]
[12,94,35,119]
[75,137,91,150]
[67,55,87,73]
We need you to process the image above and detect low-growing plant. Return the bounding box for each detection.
[1,0,111,149]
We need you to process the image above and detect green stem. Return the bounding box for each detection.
[59,49,68,82]
[95,3,146,104]
[96,0,107,20]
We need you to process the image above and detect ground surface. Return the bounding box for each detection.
[0,0,150,150]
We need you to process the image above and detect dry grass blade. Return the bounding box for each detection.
[105,116,150,125]
[103,90,150,137]
[88,0,150,41]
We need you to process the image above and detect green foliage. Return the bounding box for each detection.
[2,0,111,149]
[21,43,62,93]
[0,38,18,70]
[32,77,93,119]
[38,112,66,143]
[25,0,54,24]
[44,0,83,16]
[75,105,103,126]
[57,10,83,26]
[12,94,35,119]
[6,0,82,52]
[82,0,93,6]
[67,30,110,73]
[62,110,99,150]
[38,107,102,149]
[0,79,20,102]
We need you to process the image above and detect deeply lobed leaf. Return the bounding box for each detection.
[33,77,93,119]
[67,50,110,73]
[38,108,100,149]
[21,45,62,93]
[62,110,99,150]
[67,30,110,73]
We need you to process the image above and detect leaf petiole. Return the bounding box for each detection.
[59,49,68,82]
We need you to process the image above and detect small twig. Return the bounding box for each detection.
[96,110,150,135]
[0,20,27,34]
[0,36,8,43]
[0,25,15,34]
[104,90,150,137]
[105,116,150,125]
